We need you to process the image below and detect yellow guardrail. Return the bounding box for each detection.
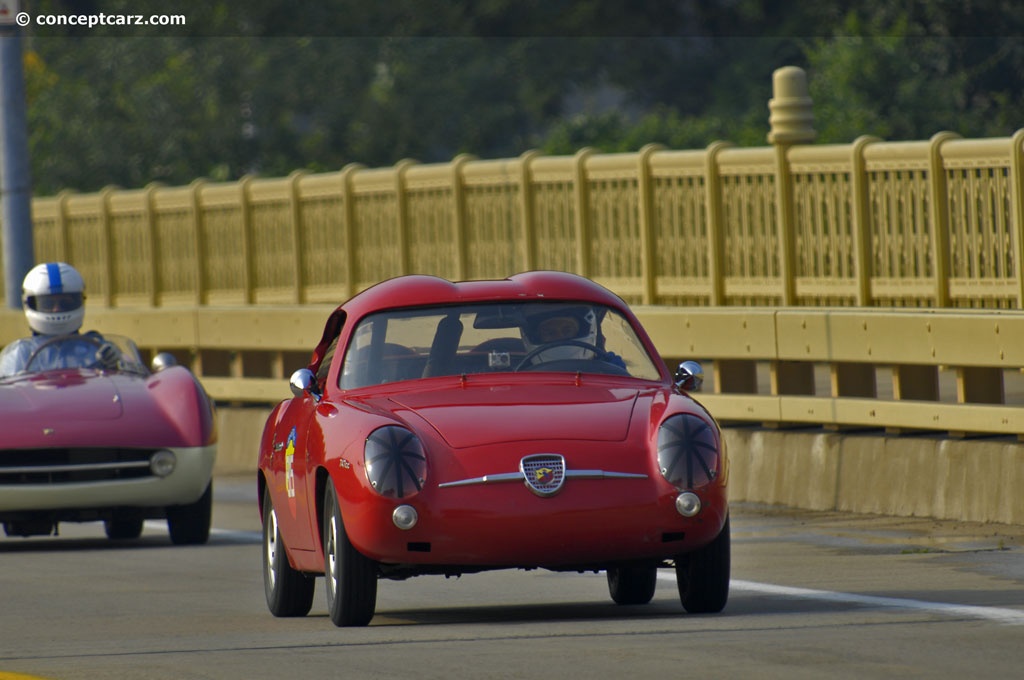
[3,305,1020,440]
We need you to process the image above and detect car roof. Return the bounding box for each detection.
[340,271,629,318]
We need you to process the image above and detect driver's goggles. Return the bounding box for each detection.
[25,292,83,313]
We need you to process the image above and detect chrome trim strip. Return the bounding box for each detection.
[0,461,151,475]
[565,470,648,480]
[438,472,523,488]
[438,469,647,488]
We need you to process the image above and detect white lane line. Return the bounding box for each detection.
[209,527,261,542]
[656,573,1024,626]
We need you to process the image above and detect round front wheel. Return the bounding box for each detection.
[676,516,730,614]
[166,481,213,545]
[262,487,314,617]
[323,484,378,627]
[607,565,657,605]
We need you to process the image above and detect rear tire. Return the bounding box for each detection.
[607,565,657,605]
[323,484,378,627]
[262,487,315,617]
[166,481,212,545]
[676,516,730,614]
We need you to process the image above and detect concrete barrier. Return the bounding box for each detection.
[725,428,1024,525]
[217,408,1024,526]
[215,407,273,477]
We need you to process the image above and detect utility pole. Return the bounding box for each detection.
[1,0,35,309]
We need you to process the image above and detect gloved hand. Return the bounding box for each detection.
[95,341,119,369]
[604,351,627,369]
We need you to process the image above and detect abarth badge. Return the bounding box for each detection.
[521,454,565,497]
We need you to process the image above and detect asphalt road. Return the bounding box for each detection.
[1,476,1022,680]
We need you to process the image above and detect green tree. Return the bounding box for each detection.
[806,4,1024,142]
[17,0,1024,195]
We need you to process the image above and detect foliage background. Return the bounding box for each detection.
[18,0,1024,194]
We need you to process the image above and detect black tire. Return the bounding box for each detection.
[262,487,315,617]
[607,565,658,605]
[676,516,730,614]
[323,484,378,627]
[166,481,213,545]
[104,514,144,540]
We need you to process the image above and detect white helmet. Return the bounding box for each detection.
[22,262,86,336]
[521,304,599,363]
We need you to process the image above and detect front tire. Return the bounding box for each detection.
[607,565,657,605]
[105,514,144,540]
[166,481,212,545]
[676,515,730,614]
[323,484,378,627]
[262,487,315,617]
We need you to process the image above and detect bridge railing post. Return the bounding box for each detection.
[767,65,816,307]
[767,67,817,412]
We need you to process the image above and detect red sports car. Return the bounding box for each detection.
[0,334,217,544]
[257,271,729,626]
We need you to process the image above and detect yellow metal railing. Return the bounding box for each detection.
[9,129,1024,311]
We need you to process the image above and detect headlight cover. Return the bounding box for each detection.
[657,413,720,490]
[364,426,427,498]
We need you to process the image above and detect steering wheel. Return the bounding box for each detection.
[513,339,609,372]
[23,333,105,372]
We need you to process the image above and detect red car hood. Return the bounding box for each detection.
[0,370,124,420]
[384,383,640,448]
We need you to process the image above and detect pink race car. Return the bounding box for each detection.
[258,271,729,626]
[0,334,217,544]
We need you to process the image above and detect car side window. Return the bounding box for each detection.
[339,322,374,389]
[316,336,339,383]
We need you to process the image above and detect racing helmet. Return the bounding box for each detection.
[520,304,599,362]
[22,262,86,336]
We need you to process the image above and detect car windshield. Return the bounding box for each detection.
[0,333,149,377]
[339,301,662,389]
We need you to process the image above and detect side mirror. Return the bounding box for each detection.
[674,360,704,392]
[289,368,322,401]
[151,352,178,372]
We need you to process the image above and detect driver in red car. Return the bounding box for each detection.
[520,304,626,368]
[0,262,120,376]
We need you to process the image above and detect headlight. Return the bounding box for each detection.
[150,449,177,477]
[657,414,720,490]
[364,426,427,498]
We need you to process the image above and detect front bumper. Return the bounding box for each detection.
[0,444,216,513]
[344,474,728,570]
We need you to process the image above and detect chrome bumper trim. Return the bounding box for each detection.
[439,469,647,488]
